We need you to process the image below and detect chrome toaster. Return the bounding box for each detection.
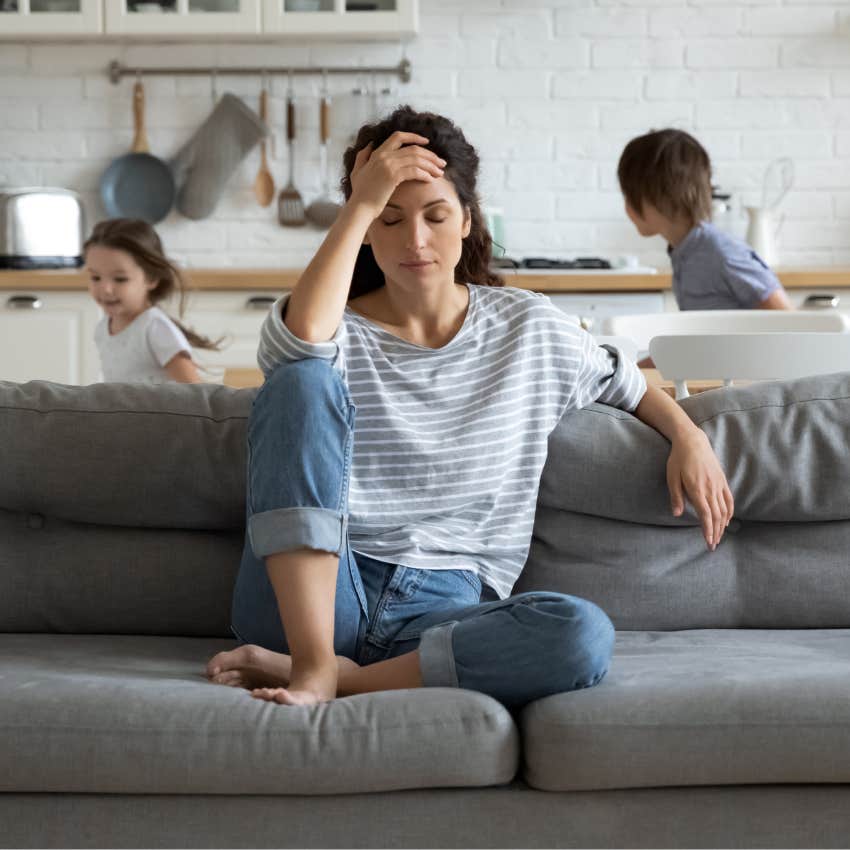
[0,187,86,269]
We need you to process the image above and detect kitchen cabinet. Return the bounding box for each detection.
[2,0,415,36]
[167,289,279,382]
[262,0,416,38]
[0,0,101,35]
[545,292,665,334]
[0,291,100,384]
[104,0,261,36]
[0,289,279,386]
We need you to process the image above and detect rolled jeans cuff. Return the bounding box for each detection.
[248,506,347,558]
[418,621,459,688]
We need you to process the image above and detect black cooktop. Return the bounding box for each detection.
[493,256,612,270]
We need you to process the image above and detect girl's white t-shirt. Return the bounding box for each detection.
[94,305,192,383]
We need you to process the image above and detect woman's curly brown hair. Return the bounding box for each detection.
[341,105,503,299]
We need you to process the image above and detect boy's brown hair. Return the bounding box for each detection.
[617,128,712,225]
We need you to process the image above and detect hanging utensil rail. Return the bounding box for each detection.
[108,58,412,85]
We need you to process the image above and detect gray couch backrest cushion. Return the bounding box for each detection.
[0,380,252,528]
[519,371,850,629]
[2,374,850,634]
[0,380,253,636]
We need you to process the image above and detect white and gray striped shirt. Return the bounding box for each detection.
[258,284,646,599]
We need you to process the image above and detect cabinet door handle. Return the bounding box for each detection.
[245,296,277,310]
[802,294,840,309]
[6,295,42,310]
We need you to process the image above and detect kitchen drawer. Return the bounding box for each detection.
[0,291,100,384]
[544,292,665,334]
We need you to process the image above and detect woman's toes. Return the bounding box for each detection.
[206,648,240,677]
[251,687,280,701]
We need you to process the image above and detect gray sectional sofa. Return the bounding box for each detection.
[2,374,850,848]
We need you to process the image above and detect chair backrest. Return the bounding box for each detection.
[649,332,850,399]
[602,310,849,352]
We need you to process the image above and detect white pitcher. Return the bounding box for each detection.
[745,206,782,266]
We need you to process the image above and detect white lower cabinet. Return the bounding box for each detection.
[169,290,280,383]
[545,292,665,334]
[1,288,669,387]
[0,291,100,385]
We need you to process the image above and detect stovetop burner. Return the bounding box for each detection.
[493,256,612,270]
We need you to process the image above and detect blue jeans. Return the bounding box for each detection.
[231,358,615,709]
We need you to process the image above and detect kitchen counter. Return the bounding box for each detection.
[3,267,850,292]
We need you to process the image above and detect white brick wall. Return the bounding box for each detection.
[2,0,849,270]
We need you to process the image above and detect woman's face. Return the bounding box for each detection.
[365,175,471,291]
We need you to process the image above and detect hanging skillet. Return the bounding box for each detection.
[100,79,176,224]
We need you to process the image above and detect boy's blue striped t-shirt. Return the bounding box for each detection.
[258,283,646,600]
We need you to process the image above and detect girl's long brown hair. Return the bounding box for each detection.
[83,218,222,351]
[341,105,504,299]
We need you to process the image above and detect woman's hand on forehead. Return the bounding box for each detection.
[349,131,447,219]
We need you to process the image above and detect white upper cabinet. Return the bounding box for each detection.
[263,0,416,37]
[104,0,261,35]
[1,0,415,36]
[0,0,102,35]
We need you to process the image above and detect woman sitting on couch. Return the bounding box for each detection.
[206,106,734,708]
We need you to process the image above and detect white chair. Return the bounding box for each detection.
[649,332,850,400]
[601,310,850,355]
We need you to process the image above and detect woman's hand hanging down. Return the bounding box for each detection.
[348,131,446,219]
[634,384,734,551]
[284,133,445,344]
[666,428,734,551]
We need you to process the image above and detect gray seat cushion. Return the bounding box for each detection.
[0,634,519,794]
[522,629,850,791]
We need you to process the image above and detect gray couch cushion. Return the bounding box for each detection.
[0,634,519,794]
[0,380,253,529]
[0,509,239,635]
[522,629,850,792]
[521,372,850,628]
[538,371,850,525]
[521,511,850,630]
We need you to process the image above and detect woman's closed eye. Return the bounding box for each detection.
[380,217,448,227]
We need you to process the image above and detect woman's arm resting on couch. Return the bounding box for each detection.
[634,385,735,551]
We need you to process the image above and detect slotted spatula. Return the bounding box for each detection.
[278,78,305,227]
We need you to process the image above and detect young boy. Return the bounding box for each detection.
[618,128,793,311]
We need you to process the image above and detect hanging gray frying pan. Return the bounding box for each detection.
[100,80,175,224]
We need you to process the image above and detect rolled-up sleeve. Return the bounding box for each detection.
[257,294,347,377]
[569,328,647,413]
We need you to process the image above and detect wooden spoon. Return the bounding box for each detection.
[253,87,275,207]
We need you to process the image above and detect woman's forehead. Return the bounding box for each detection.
[385,176,460,210]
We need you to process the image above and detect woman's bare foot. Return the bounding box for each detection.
[206,644,291,690]
[206,646,361,700]
[251,659,338,706]
[252,656,362,705]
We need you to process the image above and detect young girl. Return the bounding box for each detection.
[84,219,221,384]
[206,106,734,709]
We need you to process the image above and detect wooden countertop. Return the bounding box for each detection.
[3,267,850,292]
[222,366,721,398]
